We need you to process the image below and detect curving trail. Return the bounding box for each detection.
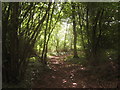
[32,54,117,88]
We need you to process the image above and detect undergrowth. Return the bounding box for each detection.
[3,59,51,88]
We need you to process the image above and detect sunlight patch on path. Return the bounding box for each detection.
[62,79,67,83]
[72,83,77,88]
[33,54,91,88]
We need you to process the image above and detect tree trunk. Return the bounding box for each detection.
[41,13,50,65]
[78,5,85,50]
[72,3,79,58]
[64,22,68,52]
[9,2,20,83]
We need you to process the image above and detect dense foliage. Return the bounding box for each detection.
[2,2,119,87]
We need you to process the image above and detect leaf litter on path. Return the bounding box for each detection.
[32,54,117,88]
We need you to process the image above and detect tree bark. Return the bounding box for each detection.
[72,3,79,58]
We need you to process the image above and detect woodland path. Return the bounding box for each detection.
[32,54,98,88]
[32,54,117,88]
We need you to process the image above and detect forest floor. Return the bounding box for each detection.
[31,54,118,88]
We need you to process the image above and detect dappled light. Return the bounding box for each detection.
[2,2,118,89]
[72,83,77,88]
[52,76,56,79]
[80,67,86,70]
[62,79,67,83]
